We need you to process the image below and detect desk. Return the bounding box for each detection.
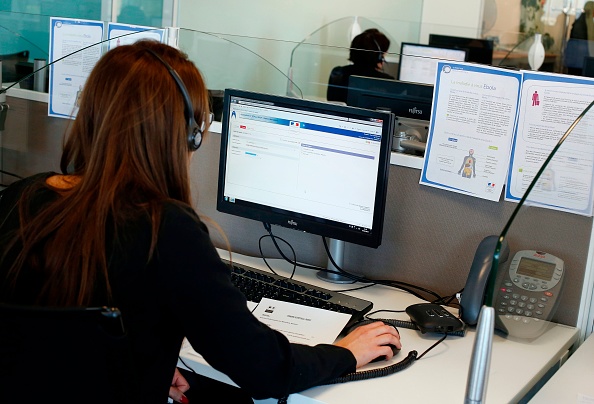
[529,333,594,402]
[178,250,578,404]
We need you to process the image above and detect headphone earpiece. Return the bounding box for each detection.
[372,38,384,64]
[144,48,203,151]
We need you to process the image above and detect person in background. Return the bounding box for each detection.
[565,1,594,75]
[0,40,401,403]
[327,28,394,103]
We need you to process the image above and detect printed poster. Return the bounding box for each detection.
[48,17,104,119]
[505,71,594,216]
[420,62,522,202]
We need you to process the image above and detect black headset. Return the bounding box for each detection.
[372,38,385,64]
[144,48,203,151]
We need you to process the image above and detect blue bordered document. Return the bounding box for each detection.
[48,17,104,119]
[48,19,165,120]
[107,23,165,50]
[505,71,594,216]
[420,62,522,202]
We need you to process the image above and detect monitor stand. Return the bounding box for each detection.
[316,238,353,284]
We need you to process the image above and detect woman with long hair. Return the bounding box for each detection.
[0,40,400,403]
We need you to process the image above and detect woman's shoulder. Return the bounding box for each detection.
[159,200,209,234]
[0,172,56,204]
[2,172,55,191]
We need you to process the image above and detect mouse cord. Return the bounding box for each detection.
[361,317,466,338]
[325,332,449,385]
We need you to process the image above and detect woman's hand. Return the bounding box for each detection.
[335,321,402,368]
[169,368,190,404]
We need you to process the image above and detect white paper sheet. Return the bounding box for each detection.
[251,298,351,346]
[505,71,594,216]
[48,17,104,119]
[420,62,522,202]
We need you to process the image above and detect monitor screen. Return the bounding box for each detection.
[346,76,434,122]
[217,89,395,248]
[428,34,494,65]
[398,42,468,85]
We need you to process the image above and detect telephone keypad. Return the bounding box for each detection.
[496,288,550,324]
[493,250,564,339]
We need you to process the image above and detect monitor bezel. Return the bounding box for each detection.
[216,89,395,248]
[397,42,468,85]
[346,76,434,122]
[428,34,494,65]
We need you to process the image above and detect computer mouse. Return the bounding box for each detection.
[370,342,400,363]
[344,320,400,363]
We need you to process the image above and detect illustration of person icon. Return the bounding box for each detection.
[532,90,540,106]
[458,149,476,178]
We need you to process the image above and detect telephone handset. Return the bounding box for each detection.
[460,235,565,339]
[459,235,510,326]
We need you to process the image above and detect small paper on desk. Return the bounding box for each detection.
[252,298,351,346]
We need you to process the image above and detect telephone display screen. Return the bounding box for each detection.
[516,257,556,280]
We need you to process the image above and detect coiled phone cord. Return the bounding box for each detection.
[326,350,419,384]
[319,318,466,386]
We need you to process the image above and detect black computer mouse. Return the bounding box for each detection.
[370,342,400,363]
[344,320,400,363]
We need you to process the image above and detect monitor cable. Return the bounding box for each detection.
[262,222,448,303]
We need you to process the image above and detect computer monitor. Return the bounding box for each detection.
[398,42,468,85]
[217,89,395,249]
[428,34,494,65]
[346,76,434,122]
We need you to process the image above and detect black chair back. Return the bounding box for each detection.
[0,304,138,404]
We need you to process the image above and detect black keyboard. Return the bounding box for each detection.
[225,259,373,325]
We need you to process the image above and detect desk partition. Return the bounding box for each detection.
[1,29,592,332]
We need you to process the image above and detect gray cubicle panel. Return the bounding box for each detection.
[3,95,592,328]
[192,130,592,328]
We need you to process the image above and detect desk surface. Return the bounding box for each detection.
[529,333,594,402]
[179,251,578,404]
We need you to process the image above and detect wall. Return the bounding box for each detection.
[419,0,484,42]
[177,0,425,90]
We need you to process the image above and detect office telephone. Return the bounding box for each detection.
[459,235,565,338]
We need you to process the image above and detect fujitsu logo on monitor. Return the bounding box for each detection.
[287,220,297,226]
[408,106,423,115]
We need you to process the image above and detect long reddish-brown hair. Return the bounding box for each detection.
[4,40,210,306]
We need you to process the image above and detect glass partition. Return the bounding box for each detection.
[178,29,296,99]
[288,16,412,101]
[0,28,299,188]
[0,1,171,61]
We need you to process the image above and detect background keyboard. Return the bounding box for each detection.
[224,259,373,326]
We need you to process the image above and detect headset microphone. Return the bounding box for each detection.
[144,48,203,151]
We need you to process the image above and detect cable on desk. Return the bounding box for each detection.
[375,317,467,338]
[262,222,451,304]
[258,233,297,279]
[326,350,419,384]
[326,332,450,384]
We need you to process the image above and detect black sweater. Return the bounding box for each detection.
[0,173,356,402]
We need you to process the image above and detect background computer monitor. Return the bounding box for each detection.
[217,89,395,249]
[428,34,495,65]
[398,42,468,85]
[346,76,434,122]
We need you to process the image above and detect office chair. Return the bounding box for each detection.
[0,303,139,404]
